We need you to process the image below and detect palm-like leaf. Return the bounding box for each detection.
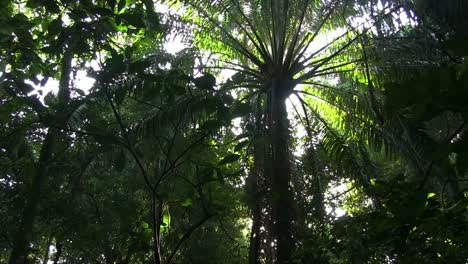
[168,0,416,261]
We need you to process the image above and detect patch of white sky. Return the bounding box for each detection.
[27,59,98,104]
[157,2,187,55]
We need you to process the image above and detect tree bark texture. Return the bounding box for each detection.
[9,131,58,264]
[152,196,163,264]
[248,131,266,264]
[268,78,294,263]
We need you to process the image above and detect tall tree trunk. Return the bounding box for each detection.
[9,48,73,264]
[9,131,58,264]
[268,78,294,263]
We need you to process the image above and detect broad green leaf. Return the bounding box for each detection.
[120,13,146,28]
[140,221,149,229]
[75,89,86,96]
[194,73,216,90]
[234,140,249,152]
[117,0,126,12]
[231,102,253,117]
[43,91,55,106]
[26,0,41,8]
[161,213,170,228]
[181,199,192,207]
[200,119,222,131]
[219,154,241,165]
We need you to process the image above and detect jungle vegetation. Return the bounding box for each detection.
[1,0,467,263]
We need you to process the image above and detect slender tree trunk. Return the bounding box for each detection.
[445,169,462,203]
[248,145,263,264]
[268,78,294,263]
[313,173,326,223]
[53,242,62,264]
[152,194,163,264]
[249,101,267,264]
[9,48,74,264]
[248,205,261,264]
[42,237,51,264]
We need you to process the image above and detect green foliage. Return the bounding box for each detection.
[1,0,468,263]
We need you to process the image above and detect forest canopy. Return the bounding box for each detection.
[1,0,467,263]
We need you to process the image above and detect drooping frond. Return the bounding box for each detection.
[296,76,438,177]
[66,91,107,131]
[367,29,457,83]
[293,92,378,183]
